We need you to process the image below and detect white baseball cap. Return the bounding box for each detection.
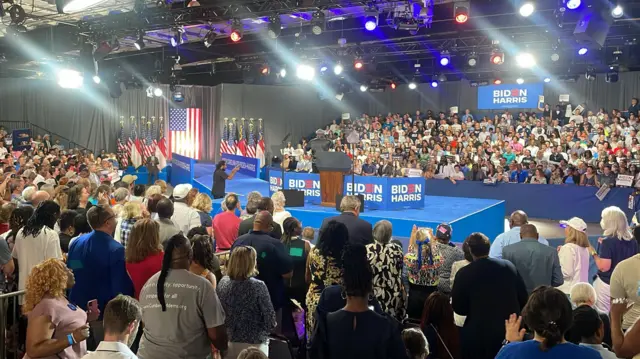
[560,217,587,232]
[173,183,192,200]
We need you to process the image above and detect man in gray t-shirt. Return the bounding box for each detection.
[138,269,226,359]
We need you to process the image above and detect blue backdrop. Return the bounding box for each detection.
[268,169,322,204]
[425,180,635,222]
[477,82,543,109]
[221,153,260,178]
[344,175,424,210]
[170,153,194,187]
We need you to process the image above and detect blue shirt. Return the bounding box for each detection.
[490,227,549,259]
[510,170,529,183]
[503,152,516,164]
[597,235,639,284]
[67,230,134,317]
[496,340,601,359]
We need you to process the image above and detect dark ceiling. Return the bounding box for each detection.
[1,0,640,92]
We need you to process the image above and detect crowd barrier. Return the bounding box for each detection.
[425,179,636,223]
[268,168,425,210]
[0,290,24,359]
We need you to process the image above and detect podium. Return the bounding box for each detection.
[315,152,351,207]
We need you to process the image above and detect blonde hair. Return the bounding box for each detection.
[154,180,168,194]
[23,259,69,313]
[227,246,258,280]
[145,185,162,198]
[271,191,286,211]
[564,227,590,248]
[600,206,633,241]
[121,202,142,220]
[192,193,213,213]
[126,219,162,263]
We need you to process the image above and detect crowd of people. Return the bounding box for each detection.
[0,122,639,359]
[279,101,640,187]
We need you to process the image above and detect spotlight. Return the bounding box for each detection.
[364,6,378,31]
[334,63,344,75]
[408,81,417,90]
[311,10,326,35]
[57,69,83,89]
[466,52,478,67]
[320,65,328,73]
[551,53,559,62]
[493,78,502,85]
[204,29,216,48]
[438,74,447,82]
[585,67,596,81]
[260,65,270,76]
[279,68,287,78]
[611,5,623,18]
[354,58,364,70]
[490,51,504,65]
[519,2,535,17]
[187,0,199,6]
[296,64,315,81]
[170,28,184,47]
[134,30,145,50]
[454,2,469,23]
[267,15,281,39]
[390,82,397,90]
[153,87,163,97]
[431,80,439,88]
[360,84,368,92]
[230,19,243,42]
[440,51,451,66]
[516,77,524,84]
[567,0,581,10]
[92,75,101,84]
[544,77,551,83]
[607,66,619,83]
[578,47,588,55]
[516,52,536,68]
[57,0,108,13]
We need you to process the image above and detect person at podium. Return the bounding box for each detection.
[319,196,373,246]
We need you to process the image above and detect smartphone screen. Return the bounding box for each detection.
[87,299,98,312]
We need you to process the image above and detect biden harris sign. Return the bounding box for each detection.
[477,83,544,109]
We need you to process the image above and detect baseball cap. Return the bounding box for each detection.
[560,217,587,232]
[173,183,192,200]
[121,174,138,185]
[435,223,452,240]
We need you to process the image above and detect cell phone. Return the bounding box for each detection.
[87,299,98,313]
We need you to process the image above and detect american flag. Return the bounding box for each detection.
[220,120,236,154]
[141,121,155,160]
[246,125,256,158]
[117,123,129,167]
[129,123,143,168]
[169,108,202,160]
[256,119,265,167]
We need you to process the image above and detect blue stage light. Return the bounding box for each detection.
[567,0,581,10]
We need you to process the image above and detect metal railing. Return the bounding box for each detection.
[0,121,88,152]
[0,289,25,359]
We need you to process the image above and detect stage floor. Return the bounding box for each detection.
[192,163,505,244]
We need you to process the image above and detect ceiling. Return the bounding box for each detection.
[1,0,640,93]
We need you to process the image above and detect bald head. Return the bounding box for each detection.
[520,223,538,240]
[32,190,51,207]
[253,210,273,232]
[509,210,528,227]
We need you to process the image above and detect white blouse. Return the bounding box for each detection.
[557,243,590,294]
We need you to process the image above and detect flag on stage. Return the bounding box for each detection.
[236,120,247,157]
[156,136,168,170]
[247,126,256,158]
[129,125,143,168]
[117,122,129,167]
[256,119,265,167]
[169,108,202,160]
[220,120,234,154]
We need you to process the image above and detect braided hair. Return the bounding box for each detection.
[6,206,34,248]
[523,286,573,351]
[158,234,190,312]
[190,234,215,272]
[281,217,300,246]
[341,244,372,298]
[22,201,60,237]
[316,220,348,268]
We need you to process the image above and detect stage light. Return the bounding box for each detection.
[134,30,145,50]
[454,3,469,23]
[364,6,378,31]
[567,0,581,10]
[607,66,619,83]
[92,75,101,84]
[390,82,396,90]
[585,67,596,81]
[611,5,623,18]
[551,53,559,62]
[408,81,417,90]
[516,52,536,68]
[153,87,163,97]
[334,63,344,75]
[57,69,83,89]
[431,80,438,88]
[544,77,551,83]
[311,10,326,35]
[267,15,281,39]
[260,65,270,76]
[493,78,502,85]
[296,64,315,81]
[279,68,287,78]
[203,30,216,48]
[519,2,535,17]
[466,52,478,67]
[354,58,364,70]
[490,51,504,65]
[360,84,368,92]
[440,52,451,66]
[578,47,588,55]
[438,74,447,82]
[320,65,328,73]
[230,19,243,42]
[516,77,524,84]
[170,28,184,47]
[60,0,108,13]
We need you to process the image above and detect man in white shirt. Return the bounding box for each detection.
[171,183,201,234]
[82,295,141,359]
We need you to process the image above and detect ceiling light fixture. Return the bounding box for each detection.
[516,52,536,68]
[134,30,145,50]
[519,2,535,17]
[566,0,581,10]
[230,19,243,42]
[440,51,451,66]
[454,2,469,23]
[364,6,378,31]
[466,52,478,67]
[578,47,588,55]
[334,63,344,75]
[204,29,216,48]
[267,15,282,39]
[611,5,623,18]
[311,10,326,35]
[490,50,504,65]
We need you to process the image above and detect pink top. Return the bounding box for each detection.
[24,296,87,359]
[212,211,241,252]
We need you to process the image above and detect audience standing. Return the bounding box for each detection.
[271,191,291,232]
[404,226,442,319]
[189,234,219,287]
[212,193,241,252]
[568,283,612,348]
[191,193,213,235]
[490,211,548,258]
[124,219,163,299]
[557,217,591,295]
[58,210,78,253]
[238,197,283,239]
[170,184,201,234]
[431,223,464,294]
[281,217,311,306]
[155,198,180,245]
[319,195,373,245]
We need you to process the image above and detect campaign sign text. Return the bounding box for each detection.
[170,153,195,187]
[387,177,424,209]
[268,169,321,204]
[477,83,543,109]
[343,175,424,210]
[221,153,260,178]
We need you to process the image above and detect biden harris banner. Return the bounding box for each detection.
[477,83,544,109]
[221,153,260,178]
[269,169,321,204]
[344,175,425,210]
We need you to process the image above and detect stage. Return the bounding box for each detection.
[191,163,505,245]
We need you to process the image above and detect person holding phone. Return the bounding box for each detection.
[211,160,240,199]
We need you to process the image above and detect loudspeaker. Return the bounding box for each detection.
[282,189,305,208]
[335,194,365,213]
[573,8,612,48]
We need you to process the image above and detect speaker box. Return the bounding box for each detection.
[282,189,305,208]
[573,8,612,48]
[335,194,365,213]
